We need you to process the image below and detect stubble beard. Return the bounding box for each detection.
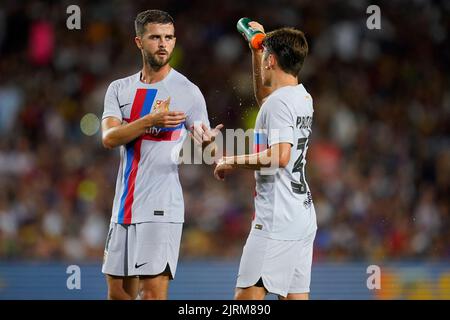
[144,50,172,71]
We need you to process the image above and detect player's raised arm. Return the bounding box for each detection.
[238,20,273,107]
[102,98,186,149]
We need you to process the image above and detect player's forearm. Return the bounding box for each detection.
[102,117,152,149]
[252,50,272,106]
[224,149,275,170]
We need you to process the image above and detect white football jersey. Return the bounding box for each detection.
[102,69,210,224]
[251,84,317,240]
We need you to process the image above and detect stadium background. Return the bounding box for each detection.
[0,0,448,299]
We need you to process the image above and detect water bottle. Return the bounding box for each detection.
[236,17,265,49]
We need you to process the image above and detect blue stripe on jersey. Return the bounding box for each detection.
[159,123,185,132]
[254,132,267,144]
[141,89,157,117]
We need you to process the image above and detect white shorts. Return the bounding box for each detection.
[101,222,183,278]
[236,231,316,297]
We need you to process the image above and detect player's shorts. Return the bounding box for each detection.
[236,230,316,297]
[101,221,183,278]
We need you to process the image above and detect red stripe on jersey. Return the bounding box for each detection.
[130,89,147,121]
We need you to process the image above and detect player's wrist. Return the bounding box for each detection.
[144,114,155,128]
[251,48,263,55]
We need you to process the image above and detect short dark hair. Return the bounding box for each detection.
[262,27,309,77]
[135,10,174,36]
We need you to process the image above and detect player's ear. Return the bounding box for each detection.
[135,36,143,50]
[268,54,276,69]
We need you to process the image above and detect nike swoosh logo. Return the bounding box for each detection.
[135,262,148,269]
[119,103,131,108]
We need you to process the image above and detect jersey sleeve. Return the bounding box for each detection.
[102,81,123,122]
[265,97,295,147]
[185,85,210,131]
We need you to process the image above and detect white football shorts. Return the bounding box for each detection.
[236,230,316,297]
[102,222,182,278]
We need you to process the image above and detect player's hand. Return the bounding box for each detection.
[240,21,265,52]
[148,111,186,128]
[214,157,234,181]
[145,98,186,128]
[191,123,224,147]
[248,21,265,34]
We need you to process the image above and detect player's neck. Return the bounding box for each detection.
[140,62,172,84]
[269,71,298,91]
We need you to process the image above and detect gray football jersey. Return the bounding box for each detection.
[251,84,317,240]
[102,69,210,224]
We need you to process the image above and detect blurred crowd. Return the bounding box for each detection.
[0,0,448,262]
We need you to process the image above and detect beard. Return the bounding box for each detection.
[143,49,173,70]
